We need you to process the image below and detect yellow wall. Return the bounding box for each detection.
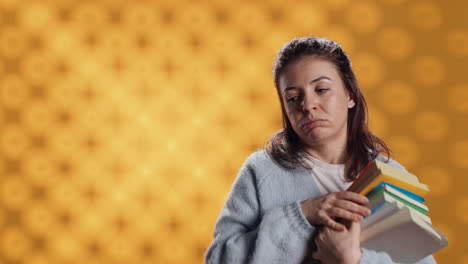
[0,0,466,263]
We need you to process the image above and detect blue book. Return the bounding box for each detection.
[366,181,425,203]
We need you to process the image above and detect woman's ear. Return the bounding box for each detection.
[348,93,356,109]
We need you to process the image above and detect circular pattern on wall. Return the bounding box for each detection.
[0,1,464,264]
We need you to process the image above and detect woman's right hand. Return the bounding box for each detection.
[300,192,371,231]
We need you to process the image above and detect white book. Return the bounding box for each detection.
[361,206,448,264]
[361,202,402,230]
[365,199,431,229]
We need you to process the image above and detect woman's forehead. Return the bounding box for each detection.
[279,57,341,88]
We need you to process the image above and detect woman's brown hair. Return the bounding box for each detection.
[267,36,391,181]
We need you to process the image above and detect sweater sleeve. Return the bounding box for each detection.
[359,157,438,264]
[205,158,317,264]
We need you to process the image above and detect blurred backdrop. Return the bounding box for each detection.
[0,0,467,263]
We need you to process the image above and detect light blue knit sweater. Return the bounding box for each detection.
[205,149,437,264]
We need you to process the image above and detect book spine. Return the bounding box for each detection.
[359,176,428,198]
[381,182,425,203]
[386,192,428,214]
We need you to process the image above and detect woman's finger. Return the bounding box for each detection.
[327,207,364,223]
[334,199,371,216]
[322,214,346,231]
[335,191,369,205]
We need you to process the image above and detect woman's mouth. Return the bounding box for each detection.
[302,119,327,132]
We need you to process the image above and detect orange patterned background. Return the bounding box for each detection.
[0,0,467,263]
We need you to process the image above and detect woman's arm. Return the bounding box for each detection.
[313,222,362,264]
[205,159,317,264]
[313,223,438,264]
[359,249,437,264]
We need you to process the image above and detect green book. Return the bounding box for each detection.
[367,184,428,215]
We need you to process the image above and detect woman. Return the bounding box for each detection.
[205,36,436,264]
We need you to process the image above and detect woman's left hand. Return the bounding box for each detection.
[312,220,362,264]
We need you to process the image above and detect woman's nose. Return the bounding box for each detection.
[301,94,318,113]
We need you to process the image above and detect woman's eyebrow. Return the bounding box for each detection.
[283,76,332,93]
[283,87,299,94]
[309,76,332,84]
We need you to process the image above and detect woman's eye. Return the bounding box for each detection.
[317,88,330,93]
[287,96,299,103]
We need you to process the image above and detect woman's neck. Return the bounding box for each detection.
[304,138,347,165]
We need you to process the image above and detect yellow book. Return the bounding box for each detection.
[359,175,429,197]
[348,160,429,197]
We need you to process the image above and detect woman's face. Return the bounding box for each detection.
[278,56,355,148]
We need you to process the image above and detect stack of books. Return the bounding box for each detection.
[347,159,448,263]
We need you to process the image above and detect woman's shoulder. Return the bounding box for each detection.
[230,149,293,188]
[246,150,408,171]
[240,148,297,178]
[375,154,408,172]
[244,148,282,169]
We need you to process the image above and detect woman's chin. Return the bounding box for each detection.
[302,128,330,143]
